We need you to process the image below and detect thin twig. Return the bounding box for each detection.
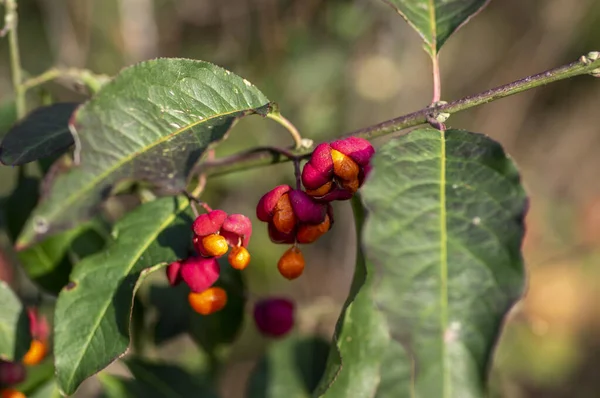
[431,54,442,103]
[3,0,25,118]
[203,52,600,178]
[266,111,303,149]
[21,67,110,93]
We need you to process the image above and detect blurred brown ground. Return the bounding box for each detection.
[1,0,600,397]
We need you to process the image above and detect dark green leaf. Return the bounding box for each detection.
[53,196,194,395]
[150,260,246,355]
[188,261,246,353]
[18,59,270,247]
[315,197,412,398]
[14,358,55,395]
[360,128,527,397]
[0,281,31,361]
[99,374,145,398]
[3,169,40,242]
[247,335,330,398]
[17,219,110,295]
[99,360,218,398]
[124,357,218,398]
[149,284,190,345]
[0,103,79,166]
[383,0,490,55]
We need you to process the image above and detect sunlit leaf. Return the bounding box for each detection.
[18,59,270,247]
[315,198,412,397]
[17,219,110,295]
[383,0,490,55]
[0,281,31,361]
[54,196,193,395]
[360,128,527,397]
[247,335,330,398]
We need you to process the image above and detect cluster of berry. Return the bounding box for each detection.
[163,136,374,339]
[166,210,252,315]
[164,208,297,337]
[257,137,374,280]
[0,309,49,398]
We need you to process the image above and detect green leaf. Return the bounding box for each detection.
[14,358,55,395]
[247,335,330,398]
[53,196,193,395]
[315,197,412,398]
[360,128,527,397]
[28,379,60,398]
[0,103,79,166]
[17,219,110,295]
[124,357,218,398]
[3,169,40,242]
[99,358,218,398]
[383,0,490,55]
[17,59,270,247]
[0,281,31,361]
[150,261,246,354]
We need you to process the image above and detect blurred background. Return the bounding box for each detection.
[1,0,600,397]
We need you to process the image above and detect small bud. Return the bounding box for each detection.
[0,361,26,386]
[591,68,600,78]
[277,246,305,280]
[188,287,228,315]
[22,339,47,366]
[331,149,360,182]
[201,234,229,257]
[253,298,295,338]
[228,246,250,270]
[296,214,332,244]
[1,389,26,398]
[166,260,182,286]
[180,256,220,293]
[435,112,450,123]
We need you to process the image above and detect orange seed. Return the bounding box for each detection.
[331,149,359,182]
[1,389,26,398]
[277,246,305,280]
[305,181,333,197]
[201,234,229,257]
[228,246,251,270]
[296,215,332,244]
[22,339,47,366]
[272,194,297,234]
[188,287,228,315]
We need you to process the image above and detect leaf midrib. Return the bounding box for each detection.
[438,129,449,398]
[427,0,437,54]
[62,199,188,393]
[40,107,246,234]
